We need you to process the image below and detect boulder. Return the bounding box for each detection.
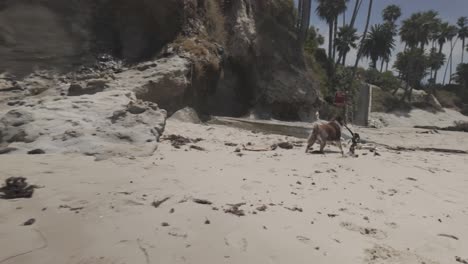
[68,79,108,96]
[0,90,166,160]
[169,107,201,124]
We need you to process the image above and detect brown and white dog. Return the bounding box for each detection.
[305,116,344,156]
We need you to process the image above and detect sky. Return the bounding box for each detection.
[295,0,468,83]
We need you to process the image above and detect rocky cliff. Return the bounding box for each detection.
[0,0,321,158]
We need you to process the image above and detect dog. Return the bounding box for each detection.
[305,116,345,156]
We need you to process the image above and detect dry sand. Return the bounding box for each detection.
[1,120,468,264]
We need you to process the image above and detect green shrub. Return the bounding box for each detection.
[364,69,400,92]
[434,90,461,109]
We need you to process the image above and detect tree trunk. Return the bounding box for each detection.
[371,58,377,69]
[346,0,373,122]
[352,0,373,72]
[333,18,337,61]
[462,37,466,64]
[385,60,389,71]
[433,43,444,84]
[443,39,457,85]
[343,11,346,27]
[449,40,453,84]
[349,0,361,29]
[342,51,347,65]
[297,0,311,45]
[380,59,385,72]
[297,0,303,30]
[328,22,334,59]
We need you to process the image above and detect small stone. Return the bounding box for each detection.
[161,222,170,227]
[23,218,36,226]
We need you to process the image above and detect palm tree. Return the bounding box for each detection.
[382,4,402,24]
[315,0,348,60]
[382,5,401,71]
[433,22,455,83]
[335,25,358,65]
[394,48,430,101]
[442,25,458,85]
[351,0,373,74]
[457,17,468,63]
[428,47,445,82]
[454,63,468,91]
[361,24,395,70]
[400,11,440,50]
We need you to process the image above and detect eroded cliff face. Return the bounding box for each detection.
[215,0,321,120]
[0,0,321,121]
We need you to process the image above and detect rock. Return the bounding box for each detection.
[27,149,45,155]
[136,62,157,71]
[0,147,17,154]
[204,0,321,120]
[277,142,294,149]
[169,107,201,124]
[131,56,191,114]
[68,79,108,96]
[0,91,167,159]
[0,109,38,144]
[22,218,36,226]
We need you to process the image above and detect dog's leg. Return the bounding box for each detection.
[305,133,317,153]
[338,139,345,156]
[319,140,326,153]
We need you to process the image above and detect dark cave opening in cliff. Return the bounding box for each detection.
[203,58,256,117]
[93,0,183,62]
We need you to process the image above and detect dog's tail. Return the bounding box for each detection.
[305,123,320,153]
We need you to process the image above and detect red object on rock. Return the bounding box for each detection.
[334,91,346,106]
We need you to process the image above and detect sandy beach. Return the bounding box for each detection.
[1,119,468,264]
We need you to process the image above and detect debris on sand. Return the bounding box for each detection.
[456,256,468,264]
[406,177,417,181]
[161,134,203,149]
[256,205,268,212]
[0,177,39,199]
[193,198,213,205]
[161,222,170,227]
[225,142,238,147]
[224,203,246,216]
[438,233,459,240]
[242,144,274,152]
[152,197,171,208]
[276,142,294,149]
[59,205,84,212]
[285,206,303,212]
[190,145,206,151]
[22,218,36,226]
[204,218,211,224]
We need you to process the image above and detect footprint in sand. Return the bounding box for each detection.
[364,244,438,264]
[76,257,124,264]
[340,222,387,240]
[224,233,248,252]
[296,235,311,244]
[384,222,398,229]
